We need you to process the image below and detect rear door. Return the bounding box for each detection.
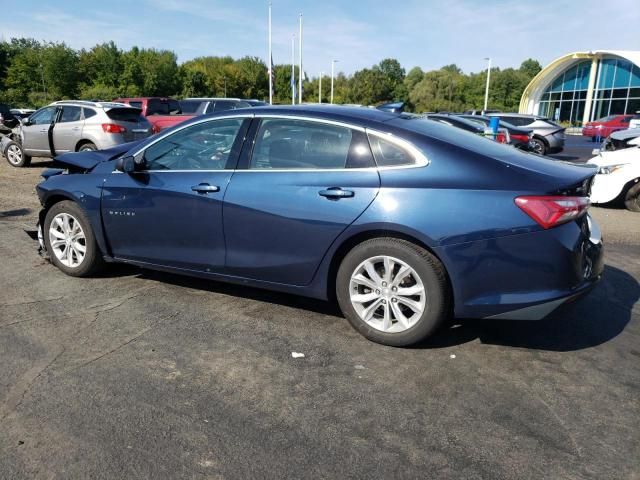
[101,116,250,271]
[223,116,380,285]
[21,106,56,155]
[52,105,83,153]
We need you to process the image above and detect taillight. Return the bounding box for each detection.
[102,123,126,133]
[515,196,590,229]
[496,133,507,143]
[151,124,160,134]
[511,134,530,143]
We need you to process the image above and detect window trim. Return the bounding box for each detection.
[127,113,429,173]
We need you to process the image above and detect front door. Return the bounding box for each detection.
[52,105,83,153]
[101,117,250,272]
[21,106,56,156]
[223,117,380,286]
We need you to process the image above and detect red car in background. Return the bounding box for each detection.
[582,114,634,140]
[114,97,194,133]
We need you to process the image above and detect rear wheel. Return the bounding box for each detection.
[44,201,104,276]
[77,142,97,152]
[4,141,31,167]
[624,181,640,212]
[336,238,450,347]
[530,137,547,155]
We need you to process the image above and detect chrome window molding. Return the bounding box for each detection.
[124,112,430,174]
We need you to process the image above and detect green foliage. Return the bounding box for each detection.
[0,37,542,113]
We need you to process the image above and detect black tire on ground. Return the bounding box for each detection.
[77,142,97,152]
[624,181,640,212]
[336,238,450,347]
[3,140,31,167]
[43,200,105,277]
[530,137,547,155]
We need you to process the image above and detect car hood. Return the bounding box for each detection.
[54,140,144,170]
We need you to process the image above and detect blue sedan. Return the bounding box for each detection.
[35,105,603,346]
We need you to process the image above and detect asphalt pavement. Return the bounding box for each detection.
[0,154,638,479]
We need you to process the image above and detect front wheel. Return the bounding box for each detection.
[336,238,450,347]
[43,201,104,276]
[4,141,31,167]
[624,181,640,212]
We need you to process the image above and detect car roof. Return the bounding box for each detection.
[239,104,400,124]
[183,97,243,101]
[49,100,134,110]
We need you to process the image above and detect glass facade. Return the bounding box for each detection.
[536,56,640,125]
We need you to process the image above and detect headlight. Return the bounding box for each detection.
[598,164,629,175]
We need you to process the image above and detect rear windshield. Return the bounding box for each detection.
[179,100,203,114]
[106,108,143,122]
[147,99,181,115]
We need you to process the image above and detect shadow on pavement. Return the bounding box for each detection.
[418,265,638,352]
[1,208,32,218]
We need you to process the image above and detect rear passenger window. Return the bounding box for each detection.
[368,134,416,167]
[83,108,97,119]
[128,101,143,109]
[250,119,352,170]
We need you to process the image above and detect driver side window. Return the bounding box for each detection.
[143,118,244,171]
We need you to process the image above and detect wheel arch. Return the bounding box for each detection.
[324,229,454,309]
[75,139,95,151]
[38,192,111,260]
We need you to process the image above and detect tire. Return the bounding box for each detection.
[43,201,104,277]
[530,137,547,155]
[77,142,97,152]
[624,181,640,212]
[336,238,450,347]
[3,141,31,167]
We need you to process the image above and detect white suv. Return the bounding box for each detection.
[2,100,151,167]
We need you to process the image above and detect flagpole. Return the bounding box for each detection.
[298,13,303,103]
[291,35,295,105]
[268,2,273,104]
[319,72,323,104]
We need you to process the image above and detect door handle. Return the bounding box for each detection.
[39,129,48,133]
[191,183,220,193]
[72,127,80,131]
[318,187,354,199]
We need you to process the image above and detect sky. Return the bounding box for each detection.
[1,0,639,76]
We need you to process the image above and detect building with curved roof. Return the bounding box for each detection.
[519,50,640,125]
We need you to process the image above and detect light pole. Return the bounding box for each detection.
[319,72,323,103]
[223,76,227,98]
[483,57,491,113]
[330,60,339,104]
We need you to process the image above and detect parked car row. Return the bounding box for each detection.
[115,97,265,133]
[1,97,267,167]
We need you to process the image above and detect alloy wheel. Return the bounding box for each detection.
[6,144,22,165]
[48,213,87,268]
[349,255,426,333]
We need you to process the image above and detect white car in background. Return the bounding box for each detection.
[588,137,640,211]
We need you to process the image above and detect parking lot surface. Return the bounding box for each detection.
[0,156,639,479]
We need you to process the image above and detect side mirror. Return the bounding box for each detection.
[20,117,31,126]
[116,155,136,173]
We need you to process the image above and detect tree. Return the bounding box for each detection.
[519,59,542,78]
